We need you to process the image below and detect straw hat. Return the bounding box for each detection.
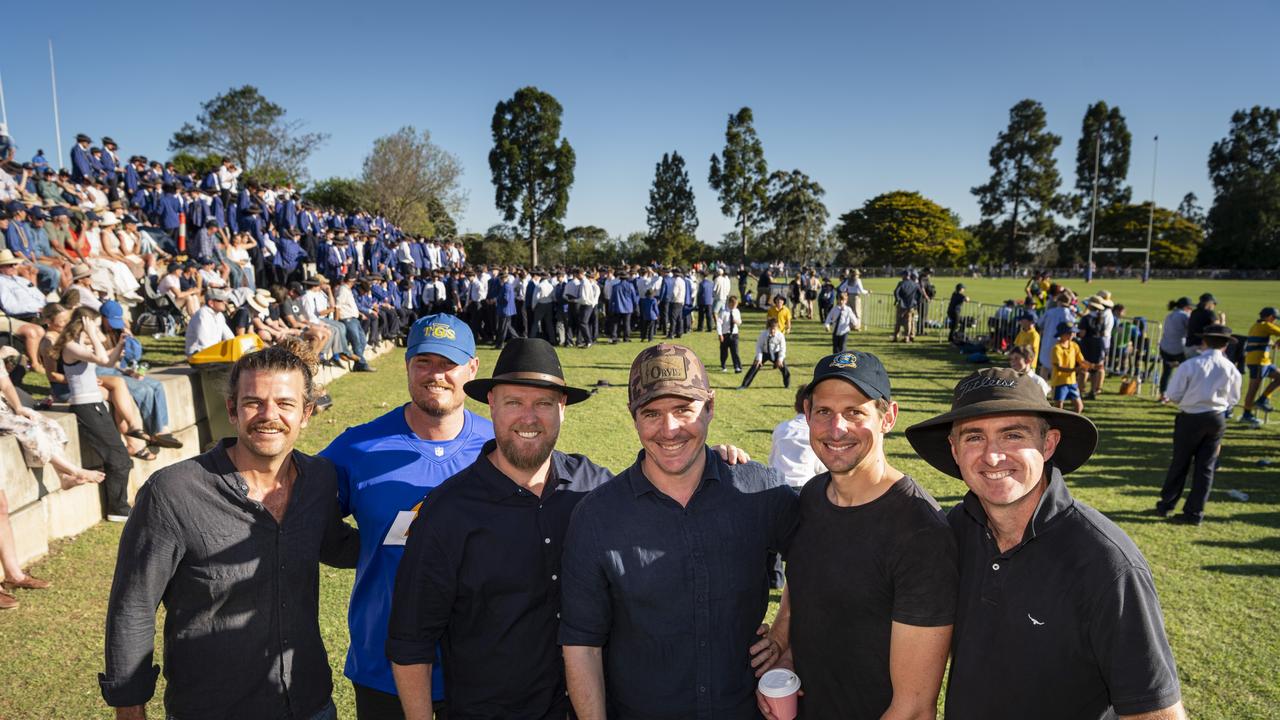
[246,289,275,313]
[0,249,23,267]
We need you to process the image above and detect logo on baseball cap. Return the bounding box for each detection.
[804,351,891,402]
[406,313,475,365]
[627,343,714,415]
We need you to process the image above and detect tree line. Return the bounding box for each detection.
[166,85,1280,270]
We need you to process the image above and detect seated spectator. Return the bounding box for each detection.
[97,301,181,449]
[0,356,104,490]
[63,264,103,310]
[0,249,49,372]
[238,288,296,344]
[157,261,200,317]
[80,212,141,302]
[225,231,257,290]
[5,203,66,294]
[0,123,12,165]
[98,211,146,283]
[277,282,333,359]
[185,288,234,356]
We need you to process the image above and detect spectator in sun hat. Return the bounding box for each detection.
[903,367,1184,720]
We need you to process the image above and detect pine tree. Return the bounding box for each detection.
[708,107,769,260]
[645,151,699,265]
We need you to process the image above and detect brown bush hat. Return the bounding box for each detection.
[904,367,1098,479]
[627,343,713,415]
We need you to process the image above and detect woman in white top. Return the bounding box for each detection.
[81,214,141,301]
[54,306,140,520]
[227,232,256,290]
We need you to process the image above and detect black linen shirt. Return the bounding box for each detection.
[99,439,359,720]
[558,448,800,720]
[944,466,1181,720]
[386,442,614,719]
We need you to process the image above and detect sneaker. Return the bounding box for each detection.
[1241,412,1263,428]
[721,367,729,373]
[1169,514,1202,527]
[1257,397,1274,412]
[1152,504,1170,518]
[106,509,130,523]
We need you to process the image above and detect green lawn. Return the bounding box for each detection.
[2,298,1279,718]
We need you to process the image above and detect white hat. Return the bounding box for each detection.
[100,211,120,227]
[246,288,274,312]
[0,249,22,267]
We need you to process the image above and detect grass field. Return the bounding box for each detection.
[856,275,1274,323]
[2,287,1279,718]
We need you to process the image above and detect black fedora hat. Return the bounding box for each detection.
[464,338,591,405]
[904,367,1098,479]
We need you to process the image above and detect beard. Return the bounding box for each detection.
[497,425,559,471]
[411,386,464,418]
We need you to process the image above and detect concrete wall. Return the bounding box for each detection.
[2,340,396,570]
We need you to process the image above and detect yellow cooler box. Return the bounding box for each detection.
[189,334,264,449]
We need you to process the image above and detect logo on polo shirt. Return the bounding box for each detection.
[832,352,858,369]
[1027,613,1045,626]
[383,501,424,546]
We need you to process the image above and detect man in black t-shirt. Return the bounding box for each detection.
[904,367,1185,720]
[755,351,957,720]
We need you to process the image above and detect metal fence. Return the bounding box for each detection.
[857,295,1167,396]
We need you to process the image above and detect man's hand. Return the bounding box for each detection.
[115,705,146,719]
[712,444,751,465]
[748,622,788,676]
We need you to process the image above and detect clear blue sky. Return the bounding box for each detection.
[2,0,1276,241]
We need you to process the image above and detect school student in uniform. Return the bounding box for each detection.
[823,291,856,354]
[639,289,659,342]
[717,295,742,373]
[740,317,790,389]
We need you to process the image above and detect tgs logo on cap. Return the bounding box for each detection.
[426,323,456,340]
[831,352,858,369]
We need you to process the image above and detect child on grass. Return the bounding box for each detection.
[823,291,856,354]
[639,289,659,342]
[1051,322,1095,413]
[717,295,742,372]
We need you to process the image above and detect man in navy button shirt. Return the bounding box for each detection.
[905,368,1185,720]
[561,343,799,720]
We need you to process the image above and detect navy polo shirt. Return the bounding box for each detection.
[387,442,612,718]
[945,466,1181,719]
[559,449,799,720]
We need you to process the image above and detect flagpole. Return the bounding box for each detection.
[1143,135,1159,283]
[49,39,64,171]
[0,70,8,127]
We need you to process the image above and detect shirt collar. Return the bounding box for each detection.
[624,446,720,498]
[474,438,572,501]
[962,463,1075,547]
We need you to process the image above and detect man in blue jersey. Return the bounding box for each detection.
[321,313,492,720]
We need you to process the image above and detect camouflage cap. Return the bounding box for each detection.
[628,344,714,415]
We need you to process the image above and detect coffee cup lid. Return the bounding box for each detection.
[757,668,801,698]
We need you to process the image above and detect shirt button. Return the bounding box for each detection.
[697,594,705,602]
[556,612,560,619]
[992,563,1000,571]
[544,537,551,544]
[699,686,707,694]
[551,574,558,581]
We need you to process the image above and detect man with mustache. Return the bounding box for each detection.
[101,341,358,720]
[320,314,493,719]
[387,338,610,719]
[561,344,799,719]
[755,352,958,719]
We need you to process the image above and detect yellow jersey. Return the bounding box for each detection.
[1051,341,1086,387]
[1244,321,1280,366]
[767,305,793,334]
[1014,328,1041,370]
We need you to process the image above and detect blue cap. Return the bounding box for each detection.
[405,314,475,365]
[100,300,125,330]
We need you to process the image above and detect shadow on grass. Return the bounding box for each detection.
[1201,564,1280,577]
[1195,536,1280,552]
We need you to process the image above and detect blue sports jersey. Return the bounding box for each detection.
[321,406,494,699]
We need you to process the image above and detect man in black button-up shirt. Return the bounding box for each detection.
[100,346,359,720]
[561,344,799,720]
[387,338,610,719]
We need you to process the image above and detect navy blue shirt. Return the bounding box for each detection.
[559,449,799,720]
[388,442,613,719]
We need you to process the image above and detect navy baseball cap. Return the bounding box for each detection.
[405,313,475,365]
[100,300,126,330]
[804,351,892,402]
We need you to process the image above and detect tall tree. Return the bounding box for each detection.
[759,170,829,264]
[835,191,967,266]
[488,86,576,266]
[1201,106,1280,267]
[361,126,465,237]
[646,151,700,265]
[1062,102,1133,263]
[1073,101,1133,213]
[169,85,327,182]
[1176,192,1205,226]
[971,99,1064,264]
[306,177,367,215]
[708,107,769,260]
